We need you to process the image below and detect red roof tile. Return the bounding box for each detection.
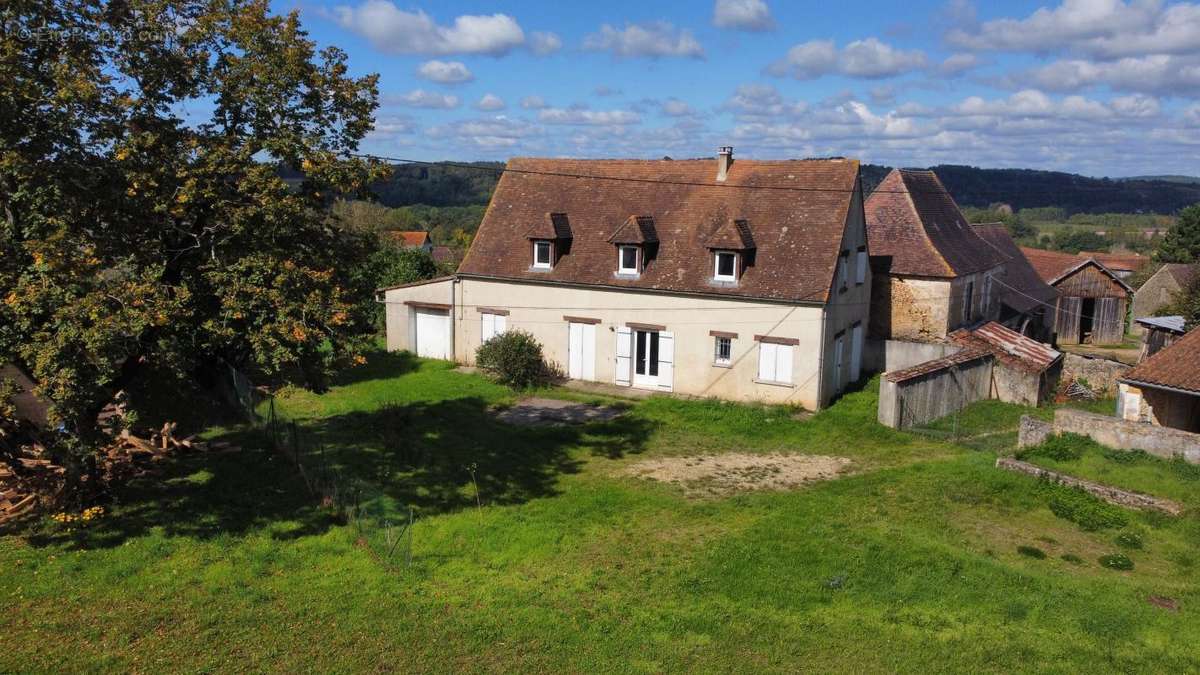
[1121,325,1200,394]
[458,157,861,303]
[1079,251,1149,272]
[973,224,1059,313]
[387,231,431,247]
[1019,247,1091,283]
[865,169,1006,278]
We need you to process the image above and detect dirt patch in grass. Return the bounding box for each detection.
[626,453,851,497]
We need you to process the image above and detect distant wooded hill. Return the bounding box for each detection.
[305,160,1200,216]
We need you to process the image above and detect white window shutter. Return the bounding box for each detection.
[777,344,793,384]
[833,336,844,389]
[657,331,674,391]
[481,314,493,342]
[615,326,632,385]
[495,314,507,334]
[757,342,776,382]
[856,250,867,284]
[582,323,596,381]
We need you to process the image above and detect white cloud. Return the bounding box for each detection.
[331,2,526,55]
[1185,103,1200,125]
[388,89,460,109]
[939,53,978,76]
[520,95,548,110]
[367,115,417,142]
[415,60,474,84]
[947,0,1200,60]
[474,93,506,111]
[713,0,775,31]
[767,38,926,79]
[427,116,542,149]
[583,22,705,59]
[661,99,696,116]
[529,31,563,55]
[721,83,807,118]
[1018,54,1200,95]
[538,107,642,125]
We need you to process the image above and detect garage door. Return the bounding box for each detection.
[414,308,450,359]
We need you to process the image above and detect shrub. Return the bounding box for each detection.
[475,330,554,389]
[1060,553,1085,565]
[1169,455,1200,481]
[1115,531,1144,549]
[1017,545,1047,559]
[1099,553,1134,571]
[1018,433,1093,462]
[1102,448,1148,464]
[1044,483,1128,531]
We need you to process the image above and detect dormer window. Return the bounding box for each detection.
[533,240,553,269]
[618,245,640,275]
[714,251,738,282]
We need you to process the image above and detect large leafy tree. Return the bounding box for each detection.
[1158,204,1200,263]
[0,0,385,454]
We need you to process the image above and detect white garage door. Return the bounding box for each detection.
[414,308,450,359]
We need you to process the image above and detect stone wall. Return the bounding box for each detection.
[1061,353,1130,396]
[1019,409,1200,463]
[996,458,1183,515]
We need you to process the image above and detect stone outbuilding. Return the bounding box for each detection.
[1117,325,1200,433]
[1132,263,1197,334]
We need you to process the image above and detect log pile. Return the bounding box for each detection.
[0,420,241,525]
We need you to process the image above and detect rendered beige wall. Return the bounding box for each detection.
[453,277,827,408]
[382,278,456,352]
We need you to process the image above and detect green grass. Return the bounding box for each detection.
[2,353,1199,672]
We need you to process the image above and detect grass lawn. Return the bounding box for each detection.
[2,351,1199,672]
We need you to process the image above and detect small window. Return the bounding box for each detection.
[618,245,640,275]
[833,332,845,389]
[838,251,849,291]
[855,247,867,285]
[714,251,738,282]
[533,240,553,269]
[714,336,732,365]
[962,280,975,321]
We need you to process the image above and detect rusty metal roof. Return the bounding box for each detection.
[884,346,993,383]
[950,321,1062,373]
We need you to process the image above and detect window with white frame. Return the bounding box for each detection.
[713,251,738,282]
[856,247,867,285]
[713,336,732,366]
[481,311,507,342]
[756,340,794,384]
[618,245,640,275]
[532,240,553,269]
[838,250,849,291]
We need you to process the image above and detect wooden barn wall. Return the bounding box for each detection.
[1056,297,1082,344]
[1092,297,1126,344]
[1053,264,1127,298]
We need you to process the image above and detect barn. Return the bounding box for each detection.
[1020,247,1133,346]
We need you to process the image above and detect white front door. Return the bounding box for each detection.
[850,322,863,383]
[415,308,449,359]
[567,322,596,381]
[633,330,659,388]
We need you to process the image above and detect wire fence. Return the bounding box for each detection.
[261,397,416,569]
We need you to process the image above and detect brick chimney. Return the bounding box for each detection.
[716,146,733,182]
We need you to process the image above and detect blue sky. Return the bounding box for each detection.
[279,0,1200,176]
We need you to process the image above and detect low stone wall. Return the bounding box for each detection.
[1062,353,1130,396]
[996,457,1184,515]
[1017,409,1200,463]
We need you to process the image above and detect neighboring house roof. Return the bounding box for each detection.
[431,246,460,266]
[1079,251,1149,273]
[949,321,1062,373]
[458,157,861,304]
[972,223,1059,313]
[387,231,431,247]
[1135,315,1187,334]
[1018,247,1133,291]
[865,169,1006,278]
[1121,325,1200,395]
[1163,263,1199,288]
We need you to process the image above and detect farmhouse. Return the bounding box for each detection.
[865,169,1007,345]
[379,149,871,410]
[1020,247,1133,345]
[1117,325,1200,433]
[1132,263,1197,332]
[972,223,1060,342]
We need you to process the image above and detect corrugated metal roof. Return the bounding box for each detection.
[884,346,993,383]
[1135,315,1186,333]
[950,321,1062,373]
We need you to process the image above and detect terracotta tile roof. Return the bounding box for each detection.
[387,230,431,247]
[949,321,1062,373]
[1019,246,1091,283]
[458,157,861,303]
[608,215,658,244]
[972,224,1059,313]
[1164,263,1199,288]
[524,213,572,240]
[1121,325,1200,394]
[1079,251,1149,272]
[865,169,1006,278]
[431,246,461,266]
[703,218,755,250]
[884,345,993,383]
